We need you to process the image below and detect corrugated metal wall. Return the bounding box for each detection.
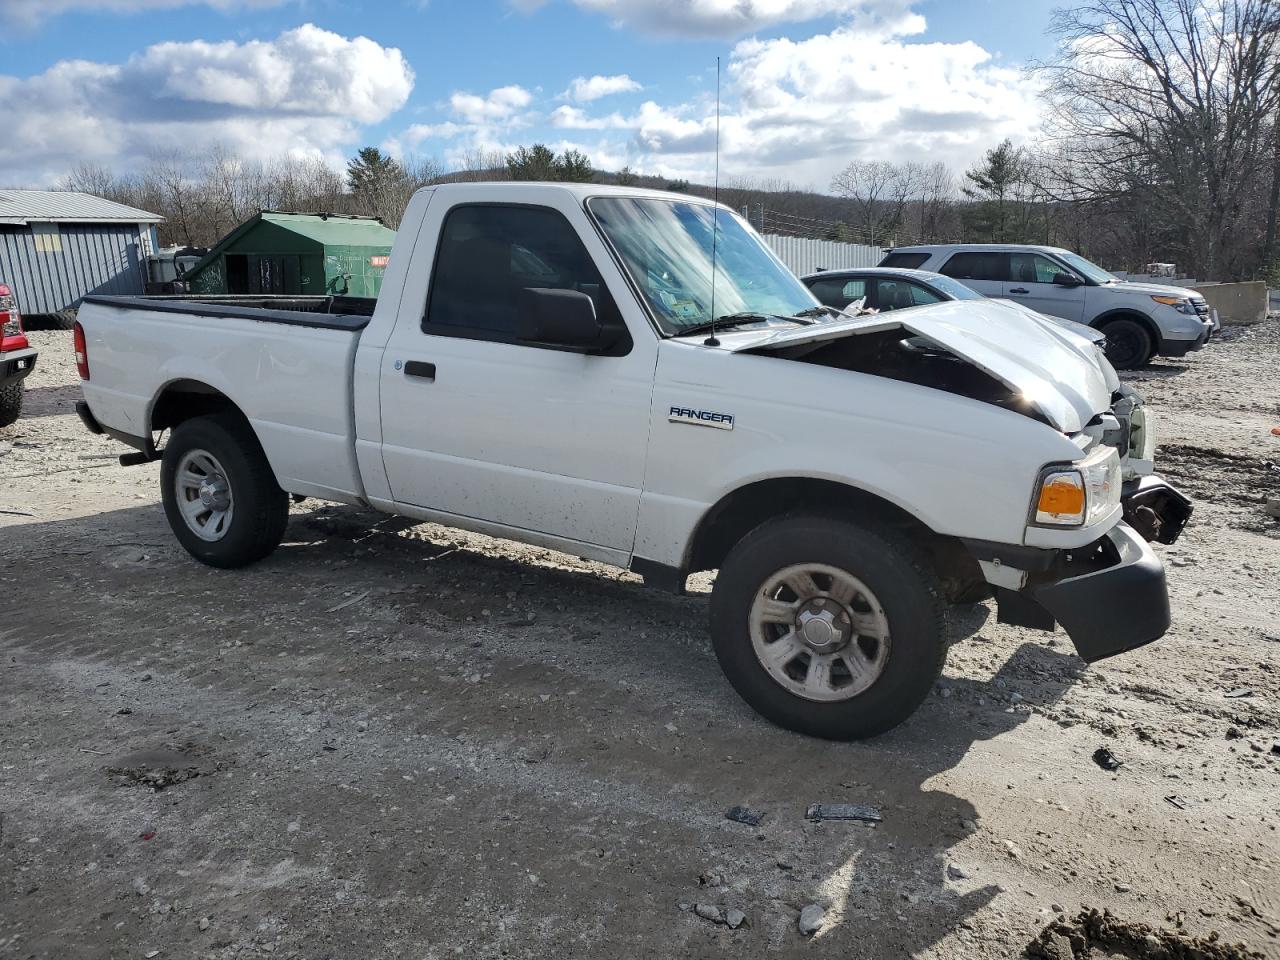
[762,234,883,277]
[0,223,146,316]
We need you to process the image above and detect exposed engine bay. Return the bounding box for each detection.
[754,328,1054,426]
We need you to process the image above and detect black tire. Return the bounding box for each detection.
[0,383,22,428]
[160,413,289,568]
[1100,317,1154,370]
[709,515,948,740]
[49,309,77,331]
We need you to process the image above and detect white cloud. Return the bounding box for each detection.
[529,18,1037,184]
[549,105,632,130]
[1,0,289,29]
[384,4,1038,187]
[449,85,535,124]
[0,24,414,186]
[564,74,642,102]
[525,0,915,38]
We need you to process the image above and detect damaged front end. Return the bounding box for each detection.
[719,300,1192,664]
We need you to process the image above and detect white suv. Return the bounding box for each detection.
[881,244,1216,369]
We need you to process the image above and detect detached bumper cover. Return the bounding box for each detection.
[1029,524,1170,662]
[1,347,37,387]
[990,524,1170,663]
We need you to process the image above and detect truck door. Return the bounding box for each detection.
[1004,252,1087,321]
[377,200,655,558]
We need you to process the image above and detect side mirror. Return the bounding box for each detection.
[1053,273,1083,288]
[519,287,618,352]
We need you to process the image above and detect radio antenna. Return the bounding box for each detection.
[704,55,722,347]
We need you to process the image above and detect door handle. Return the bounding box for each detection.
[404,360,436,380]
[1008,287,1029,294]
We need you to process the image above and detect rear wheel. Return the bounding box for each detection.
[709,515,948,740]
[1101,317,1154,370]
[160,414,288,568]
[49,309,77,331]
[0,383,22,427]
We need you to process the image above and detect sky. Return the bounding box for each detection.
[0,0,1061,191]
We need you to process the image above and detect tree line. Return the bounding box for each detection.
[60,143,596,251]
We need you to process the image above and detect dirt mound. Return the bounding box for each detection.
[1027,908,1265,960]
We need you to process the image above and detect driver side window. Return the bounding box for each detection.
[1010,253,1074,285]
[425,204,624,345]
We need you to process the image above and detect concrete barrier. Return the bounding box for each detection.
[1191,281,1268,325]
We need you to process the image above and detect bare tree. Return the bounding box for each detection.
[830,160,919,244]
[1040,0,1280,277]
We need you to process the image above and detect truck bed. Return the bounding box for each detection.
[81,294,375,331]
[76,294,370,505]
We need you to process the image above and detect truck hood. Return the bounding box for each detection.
[701,299,1112,433]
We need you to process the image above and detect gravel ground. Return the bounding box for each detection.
[1,325,1278,959]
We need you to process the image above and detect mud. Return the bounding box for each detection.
[1028,907,1266,960]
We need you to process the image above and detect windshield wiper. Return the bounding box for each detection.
[673,312,806,338]
[793,306,835,320]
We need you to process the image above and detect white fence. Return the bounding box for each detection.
[762,234,884,277]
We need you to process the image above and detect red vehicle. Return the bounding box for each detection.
[1,282,37,427]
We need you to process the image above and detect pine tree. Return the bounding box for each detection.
[347,147,405,198]
[961,139,1027,242]
[505,144,559,181]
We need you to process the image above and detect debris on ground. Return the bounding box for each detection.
[694,903,723,924]
[725,908,746,929]
[798,903,825,936]
[1026,907,1265,959]
[106,748,205,791]
[326,590,370,614]
[724,805,764,827]
[1092,747,1123,771]
[1264,499,1280,519]
[1224,688,1255,699]
[805,802,882,823]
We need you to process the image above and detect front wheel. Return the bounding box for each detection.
[709,515,948,740]
[160,414,289,568]
[1101,317,1154,370]
[0,383,22,428]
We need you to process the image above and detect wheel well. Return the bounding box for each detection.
[686,477,985,602]
[1093,310,1159,343]
[150,380,244,434]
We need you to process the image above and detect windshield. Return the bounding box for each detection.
[924,274,985,301]
[588,197,818,335]
[1057,251,1116,284]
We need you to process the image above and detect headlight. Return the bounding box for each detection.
[1031,447,1122,527]
[1128,404,1156,462]
[1150,295,1197,315]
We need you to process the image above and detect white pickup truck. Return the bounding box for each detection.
[74,183,1192,740]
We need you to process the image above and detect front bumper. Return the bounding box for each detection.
[0,347,37,387]
[967,474,1189,663]
[1158,324,1211,357]
[993,523,1171,663]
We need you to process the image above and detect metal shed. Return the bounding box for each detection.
[184,212,395,299]
[0,190,163,323]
